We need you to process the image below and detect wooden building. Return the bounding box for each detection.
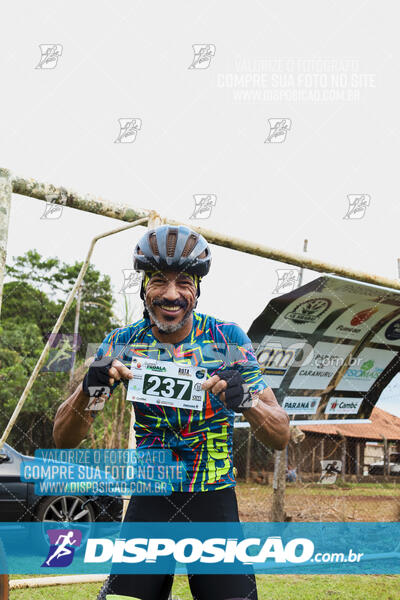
[293,406,400,480]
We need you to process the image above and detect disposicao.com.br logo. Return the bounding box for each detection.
[5,522,395,576]
[83,535,363,566]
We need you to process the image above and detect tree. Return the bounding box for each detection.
[0,250,125,453]
[4,250,120,362]
[0,320,63,453]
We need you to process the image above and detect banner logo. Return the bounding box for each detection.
[146,364,167,373]
[84,535,314,565]
[325,397,363,414]
[259,345,298,377]
[282,397,320,414]
[345,360,382,381]
[42,529,82,568]
[385,318,400,341]
[285,298,331,325]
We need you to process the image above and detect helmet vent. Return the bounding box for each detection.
[148,233,160,256]
[166,230,177,257]
[182,234,198,257]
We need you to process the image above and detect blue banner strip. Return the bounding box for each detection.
[1,522,400,574]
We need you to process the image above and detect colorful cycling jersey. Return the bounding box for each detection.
[94,311,268,492]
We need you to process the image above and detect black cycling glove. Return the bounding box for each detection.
[217,369,253,413]
[82,356,115,397]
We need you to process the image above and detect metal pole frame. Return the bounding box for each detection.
[0,216,149,450]
[0,169,12,316]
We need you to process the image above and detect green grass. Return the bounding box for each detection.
[9,575,400,599]
[238,481,400,497]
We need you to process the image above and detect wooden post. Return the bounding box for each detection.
[341,436,347,482]
[383,436,389,478]
[245,428,252,483]
[356,441,361,478]
[270,449,287,521]
[295,443,302,483]
[271,243,308,520]
[312,446,316,479]
[320,438,325,464]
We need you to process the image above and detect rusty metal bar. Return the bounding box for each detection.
[0,169,12,315]
[7,169,400,291]
[166,219,400,292]
[11,173,150,223]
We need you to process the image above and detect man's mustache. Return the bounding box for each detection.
[152,298,188,309]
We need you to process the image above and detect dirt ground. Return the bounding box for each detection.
[235,482,400,522]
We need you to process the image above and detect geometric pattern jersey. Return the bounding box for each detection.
[94,311,268,492]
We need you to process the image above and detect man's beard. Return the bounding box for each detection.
[145,299,194,334]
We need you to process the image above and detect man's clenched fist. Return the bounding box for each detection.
[82,356,133,397]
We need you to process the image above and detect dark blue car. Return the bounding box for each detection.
[0,443,122,525]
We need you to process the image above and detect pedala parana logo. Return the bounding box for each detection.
[84,536,314,564]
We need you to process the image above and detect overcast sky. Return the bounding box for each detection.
[1,1,399,416]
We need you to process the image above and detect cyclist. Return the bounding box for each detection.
[53,224,290,600]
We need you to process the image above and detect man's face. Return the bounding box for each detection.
[144,270,198,333]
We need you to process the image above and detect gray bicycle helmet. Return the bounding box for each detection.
[134,225,211,303]
[134,225,211,275]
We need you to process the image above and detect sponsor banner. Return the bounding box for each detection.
[323,302,397,341]
[289,342,354,390]
[269,295,344,335]
[247,274,400,423]
[1,522,400,575]
[257,336,307,388]
[325,397,363,415]
[371,315,400,347]
[336,349,395,392]
[282,397,320,415]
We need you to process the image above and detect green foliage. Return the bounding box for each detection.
[0,250,123,454]
[4,249,120,360]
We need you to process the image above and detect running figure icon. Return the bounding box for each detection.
[44,531,78,566]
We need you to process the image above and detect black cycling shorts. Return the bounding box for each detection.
[102,487,258,600]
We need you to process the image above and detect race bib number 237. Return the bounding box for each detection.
[127,358,206,411]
